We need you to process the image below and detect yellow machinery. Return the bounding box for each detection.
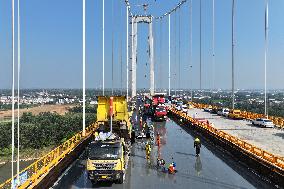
[86,138,126,184]
[97,96,131,140]
[187,102,194,109]
[228,109,243,120]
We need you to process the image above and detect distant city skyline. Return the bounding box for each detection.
[1,0,284,90]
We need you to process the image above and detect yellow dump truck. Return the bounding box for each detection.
[86,138,126,184]
[228,109,243,120]
[97,96,131,140]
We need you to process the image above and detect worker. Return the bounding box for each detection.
[140,117,143,129]
[156,133,161,147]
[194,137,201,156]
[145,142,151,161]
[131,130,136,144]
[168,163,175,174]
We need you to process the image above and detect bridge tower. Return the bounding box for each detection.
[131,15,154,97]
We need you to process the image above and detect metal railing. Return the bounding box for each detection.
[0,122,98,189]
[170,108,284,170]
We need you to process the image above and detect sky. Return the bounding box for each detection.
[0,0,284,90]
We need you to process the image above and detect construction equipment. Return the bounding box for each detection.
[97,96,131,140]
[86,136,126,184]
[228,109,243,120]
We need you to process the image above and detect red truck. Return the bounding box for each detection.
[152,95,165,106]
[154,105,167,121]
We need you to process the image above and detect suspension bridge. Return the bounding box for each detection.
[0,0,284,189]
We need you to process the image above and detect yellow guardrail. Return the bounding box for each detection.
[170,108,284,170]
[192,102,284,129]
[0,122,98,189]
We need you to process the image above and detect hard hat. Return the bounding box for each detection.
[195,137,200,142]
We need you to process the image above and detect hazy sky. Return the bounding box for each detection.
[0,0,284,90]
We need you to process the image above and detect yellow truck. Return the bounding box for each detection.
[86,138,126,184]
[97,96,131,140]
[228,109,243,120]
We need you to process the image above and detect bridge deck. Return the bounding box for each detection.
[187,108,284,157]
[51,117,272,188]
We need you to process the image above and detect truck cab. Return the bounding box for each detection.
[87,139,126,184]
[154,105,167,121]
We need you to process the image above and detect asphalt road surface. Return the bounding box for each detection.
[52,118,273,189]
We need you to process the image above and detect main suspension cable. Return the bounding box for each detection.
[155,0,187,20]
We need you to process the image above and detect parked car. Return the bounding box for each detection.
[217,108,224,115]
[182,104,188,113]
[252,118,274,128]
[204,106,212,112]
[217,108,229,117]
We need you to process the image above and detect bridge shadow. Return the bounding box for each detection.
[91,182,113,188]
[273,132,284,139]
[175,151,196,157]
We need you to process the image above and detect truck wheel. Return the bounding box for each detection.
[91,179,97,186]
[118,173,125,184]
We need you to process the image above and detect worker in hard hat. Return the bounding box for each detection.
[145,142,152,161]
[156,132,161,147]
[194,137,201,156]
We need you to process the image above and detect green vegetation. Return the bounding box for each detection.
[0,103,39,111]
[0,105,97,158]
[195,98,284,117]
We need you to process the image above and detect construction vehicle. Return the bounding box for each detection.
[86,136,127,184]
[152,94,166,106]
[228,109,243,120]
[153,105,167,121]
[97,96,131,140]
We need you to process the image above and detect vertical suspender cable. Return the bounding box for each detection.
[102,0,105,96]
[168,14,171,96]
[111,0,114,95]
[11,0,15,187]
[212,0,215,90]
[120,3,123,95]
[17,0,21,185]
[174,11,176,96]
[199,0,202,90]
[82,0,86,136]
[159,19,162,90]
[232,0,235,109]
[178,8,181,94]
[126,6,129,101]
[190,0,193,101]
[264,0,268,117]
